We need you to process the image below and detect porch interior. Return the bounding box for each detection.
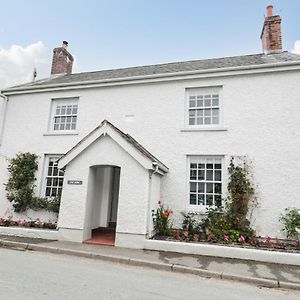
[83,165,120,246]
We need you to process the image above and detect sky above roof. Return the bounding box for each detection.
[0,0,299,89]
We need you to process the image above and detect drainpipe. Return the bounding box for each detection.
[0,93,8,147]
[146,162,160,238]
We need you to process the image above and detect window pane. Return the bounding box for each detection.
[215,170,222,181]
[196,109,204,117]
[204,97,211,107]
[48,167,52,176]
[67,106,72,114]
[198,182,205,193]
[207,163,213,169]
[198,170,205,180]
[197,98,203,107]
[189,110,196,117]
[215,183,222,194]
[204,109,211,117]
[198,163,205,169]
[196,117,203,125]
[190,170,197,180]
[206,170,213,181]
[189,118,195,125]
[190,182,197,192]
[214,164,222,170]
[190,194,197,205]
[204,117,211,124]
[212,117,219,124]
[72,105,78,114]
[206,183,213,193]
[45,188,51,197]
[212,108,219,116]
[215,195,222,207]
[189,97,196,107]
[206,194,213,206]
[198,194,205,205]
[190,163,197,169]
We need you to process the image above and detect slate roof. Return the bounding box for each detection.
[3,52,300,92]
[59,120,169,172]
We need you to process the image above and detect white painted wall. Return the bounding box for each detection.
[1,69,300,239]
[58,135,149,242]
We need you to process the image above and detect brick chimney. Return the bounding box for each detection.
[260,5,282,54]
[51,41,74,75]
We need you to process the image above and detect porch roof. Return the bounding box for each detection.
[58,120,169,173]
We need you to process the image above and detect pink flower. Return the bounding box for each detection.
[238,235,245,242]
[266,236,272,243]
[169,210,173,215]
[224,235,229,242]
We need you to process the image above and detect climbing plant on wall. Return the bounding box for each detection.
[5,152,60,213]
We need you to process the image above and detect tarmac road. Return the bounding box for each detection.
[0,247,299,300]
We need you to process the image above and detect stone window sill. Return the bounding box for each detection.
[43,131,79,136]
[180,127,228,132]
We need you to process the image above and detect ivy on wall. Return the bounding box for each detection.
[5,152,60,213]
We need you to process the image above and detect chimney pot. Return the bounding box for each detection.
[266,5,273,17]
[62,40,68,49]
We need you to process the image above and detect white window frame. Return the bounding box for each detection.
[47,98,79,133]
[185,87,223,129]
[42,155,64,198]
[186,155,224,211]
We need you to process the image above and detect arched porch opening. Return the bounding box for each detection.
[83,165,121,246]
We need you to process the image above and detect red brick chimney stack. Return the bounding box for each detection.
[51,41,74,75]
[260,5,282,54]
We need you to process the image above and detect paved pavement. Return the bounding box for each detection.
[1,247,300,300]
[0,235,299,291]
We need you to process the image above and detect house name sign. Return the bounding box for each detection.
[67,180,83,185]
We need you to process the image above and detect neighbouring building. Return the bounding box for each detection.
[0,6,299,248]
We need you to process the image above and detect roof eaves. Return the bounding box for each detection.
[3,56,300,94]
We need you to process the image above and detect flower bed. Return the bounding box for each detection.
[0,217,57,230]
[152,232,300,253]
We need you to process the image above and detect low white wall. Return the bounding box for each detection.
[116,232,146,249]
[0,226,58,240]
[144,239,300,266]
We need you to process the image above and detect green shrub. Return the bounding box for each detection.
[280,208,300,239]
[202,157,256,243]
[5,152,60,213]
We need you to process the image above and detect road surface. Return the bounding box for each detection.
[0,247,299,299]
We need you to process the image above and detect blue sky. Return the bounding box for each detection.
[0,0,299,87]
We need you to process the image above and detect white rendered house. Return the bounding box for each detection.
[0,7,300,248]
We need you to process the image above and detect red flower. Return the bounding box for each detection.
[163,211,169,219]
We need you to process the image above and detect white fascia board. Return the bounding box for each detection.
[58,127,105,169]
[58,124,153,170]
[3,61,300,96]
[106,127,153,169]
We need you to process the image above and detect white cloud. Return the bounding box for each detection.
[0,41,50,89]
[291,40,300,55]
